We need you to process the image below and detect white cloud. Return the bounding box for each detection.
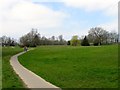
[63,0,119,16]
[98,20,118,32]
[62,0,118,36]
[0,0,67,38]
[0,0,118,40]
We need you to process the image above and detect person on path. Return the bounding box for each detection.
[24,46,28,52]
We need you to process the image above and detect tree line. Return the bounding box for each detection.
[0,36,17,46]
[19,29,66,47]
[0,29,67,47]
[0,27,119,47]
[69,27,119,46]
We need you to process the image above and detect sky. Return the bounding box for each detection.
[0,0,119,40]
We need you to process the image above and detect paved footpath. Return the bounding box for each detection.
[10,51,61,89]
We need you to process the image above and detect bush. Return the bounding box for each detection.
[93,43,99,46]
[93,39,99,46]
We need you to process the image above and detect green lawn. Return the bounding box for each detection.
[18,45,118,88]
[2,47,25,88]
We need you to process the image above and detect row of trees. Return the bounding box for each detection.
[19,29,67,47]
[1,27,119,47]
[0,36,17,46]
[88,27,119,45]
[69,27,119,46]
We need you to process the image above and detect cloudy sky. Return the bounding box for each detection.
[0,0,119,40]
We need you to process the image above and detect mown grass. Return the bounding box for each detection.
[18,45,118,88]
[2,47,25,88]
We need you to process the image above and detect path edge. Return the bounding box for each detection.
[10,49,61,89]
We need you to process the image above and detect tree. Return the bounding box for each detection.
[0,36,17,46]
[67,40,71,45]
[19,29,40,47]
[88,27,109,45]
[51,36,55,41]
[70,35,80,46]
[108,31,119,43]
[81,36,90,46]
[33,34,40,46]
[19,29,67,46]
[58,35,64,45]
[58,35,62,41]
[50,36,55,45]
[41,36,48,45]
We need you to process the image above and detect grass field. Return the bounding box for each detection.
[2,47,25,88]
[18,45,118,88]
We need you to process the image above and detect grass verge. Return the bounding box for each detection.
[2,47,25,88]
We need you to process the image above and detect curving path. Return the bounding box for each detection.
[10,50,61,89]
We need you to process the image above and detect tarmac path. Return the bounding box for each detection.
[10,50,61,90]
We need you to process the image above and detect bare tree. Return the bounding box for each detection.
[19,29,67,46]
[0,36,17,46]
[108,31,118,43]
[19,29,40,47]
[88,27,109,45]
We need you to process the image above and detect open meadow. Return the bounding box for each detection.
[18,45,118,88]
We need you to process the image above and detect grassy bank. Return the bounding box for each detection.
[18,45,118,88]
[2,47,25,88]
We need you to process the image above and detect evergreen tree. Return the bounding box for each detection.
[81,36,90,46]
[67,40,70,45]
